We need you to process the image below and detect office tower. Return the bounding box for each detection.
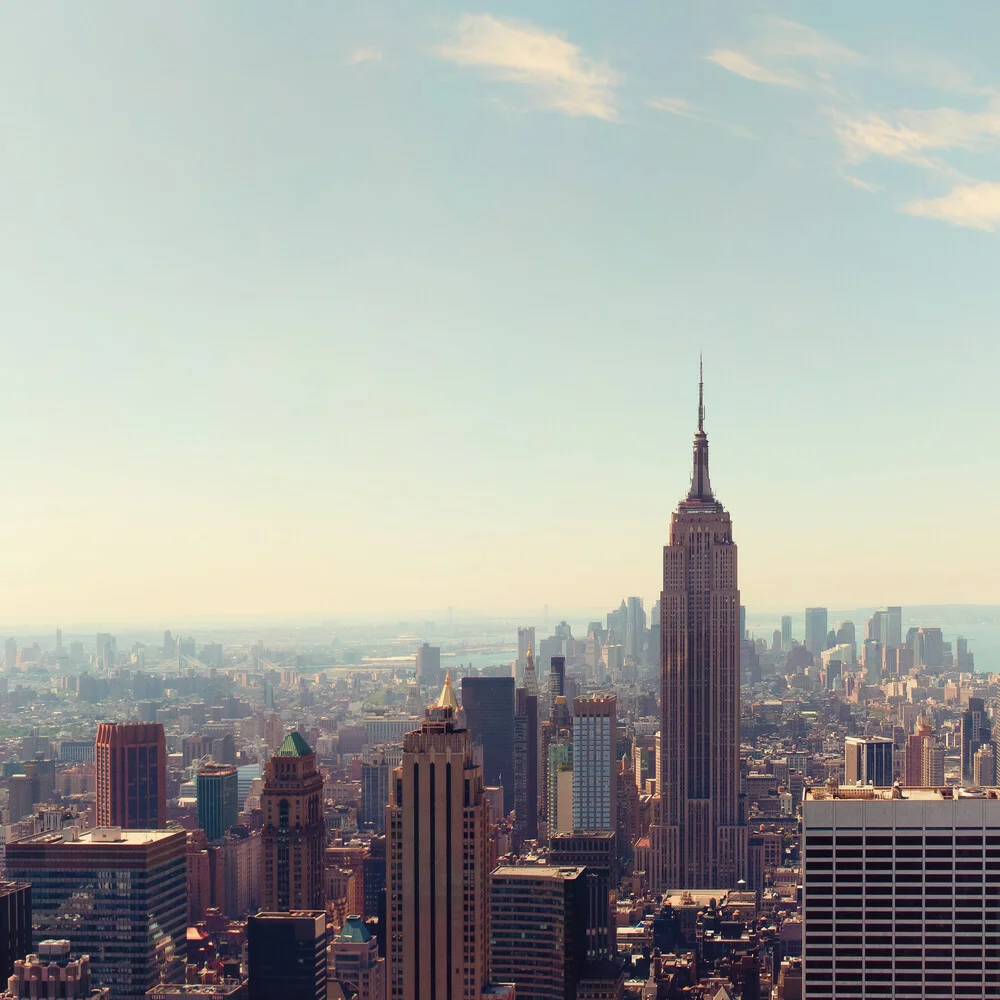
[387,680,490,1000]
[572,696,616,833]
[802,784,1000,1000]
[261,732,325,912]
[331,915,385,1000]
[961,698,989,783]
[415,643,442,688]
[247,911,326,1000]
[3,638,15,671]
[625,597,645,660]
[549,655,566,702]
[54,628,62,654]
[739,605,747,641]
[516,627,535,685]
[361,751,390,833]
[957,635,972,671]
[6,777,33,824]
[461,675,515,814]
[221,825,262,919]
[804,609,828,657]
[197,762,239,842]
[916,626,944,668]
[843,736,893,787]
[0,882,30,984]
[974,745,997,786]
[923,737,945,785]
[780,615,792,651]
[654,367,745,890]
[362,836,385,919]
[548,832,617,962]
[861,639,882,683]
[885,606,902,647]
[7,827,186,1000]
[835,620,855,649]
[94,722,166,829]
[513,687,538,844]
[489,866,588,1000]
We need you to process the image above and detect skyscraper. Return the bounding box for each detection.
[196,761,239,842]
[95,722,167,829]
[261,732,325,912]
[572,696,616,833]
[0,882,31,984]
[387,679,490,1000]
[653,366,745,890]
[248,910,327,1000]
[780,615,792,651]
[461,675,514,814]
[7,827,186,1000]
[516,627,535,685]
[513,686,538,845]
[415,643,442,688]
[804,608,828,657]
[802,784,1000,999]
[844,736,893,787]
[489,866,588,1000]
[961,698,990,784]
[885,605,902,647]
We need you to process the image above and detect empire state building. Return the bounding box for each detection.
[651,366,746,890]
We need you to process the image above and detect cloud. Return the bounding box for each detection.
[348,47,383,66]
[762,17,860,64]
[905,182,1000,230]
[648,96,700,119]
[436,14,619,120]
[706,49,803,89]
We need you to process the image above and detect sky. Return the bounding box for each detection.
[1,1,1000,626]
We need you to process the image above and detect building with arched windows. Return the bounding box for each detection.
[261,732,325,912]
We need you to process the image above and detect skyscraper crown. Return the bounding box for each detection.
[680,355,723,512]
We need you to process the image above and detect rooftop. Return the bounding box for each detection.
[492,865,586,880]
[805,785,1000,801]
[13,826,183,847]
[275,731,312,757]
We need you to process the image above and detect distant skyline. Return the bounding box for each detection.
[2,3,999,621]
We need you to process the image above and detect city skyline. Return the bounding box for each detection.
[1,3,1000,621]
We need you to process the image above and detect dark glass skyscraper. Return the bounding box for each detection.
[196,761,239,842]
[652,365,746,890]
[248,910,327,1000]
[460,676,514,813]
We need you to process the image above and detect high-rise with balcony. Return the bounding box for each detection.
[387,679,490,1000]
[94,722,166,829]
[652,365,745,890]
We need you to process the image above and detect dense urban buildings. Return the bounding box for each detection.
[803,785,1000,999]
[261,732,325,912]
[652,372,746,890]
[387,680,490,1000]
[94,722,166,829]
[6,827,186,1000]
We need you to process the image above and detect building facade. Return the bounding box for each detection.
[802,785,1000,999]
[94,723,166,830]
[461,676,515,816]
[196,763,239,842]
[844,737,893,787]
[489,866,588,1000]
[0,883,30,985]
[387,682,490,1000]
[572,697,616,833]
[247,911,326,1000]
[260,732,325,912]
[653,370,746,890]
[6,828,186,1000]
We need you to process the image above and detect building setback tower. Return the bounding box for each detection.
[653,364,746,890]
[387,679,490,1000]
[261,732,325,912]
[94,722,167,829]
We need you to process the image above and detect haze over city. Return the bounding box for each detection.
[3,3,1000,623]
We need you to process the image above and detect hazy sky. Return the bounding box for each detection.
[2,2,999,625]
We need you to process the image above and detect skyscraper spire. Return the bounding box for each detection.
[684,355,719,509]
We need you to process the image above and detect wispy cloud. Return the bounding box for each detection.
[762,17,861,64]
[436,14,619,120]
[707,49,803,89]
[348,47,383,66]
[905,182,1000,231]
[648,96,700,119]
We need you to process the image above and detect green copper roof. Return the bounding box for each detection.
[336,916,371,943]
[275,731,312,757]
